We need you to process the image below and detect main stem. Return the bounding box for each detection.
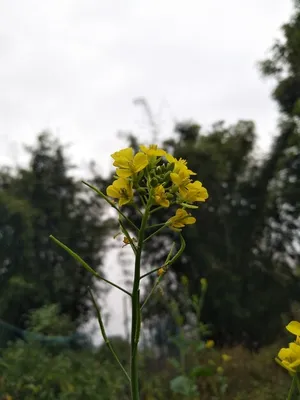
[130,204,150,400]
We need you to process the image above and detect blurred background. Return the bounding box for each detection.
[0,0,300,399]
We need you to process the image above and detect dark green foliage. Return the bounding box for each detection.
[138,1,300,349]
[260,0,300,116]
[0,306,128,400]
[140,118,300,348]
[0,133,113,341]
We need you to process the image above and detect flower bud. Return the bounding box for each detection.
[217,366,224,374]
[150,178,158,187]
[181,275,189,286]
[164,171,171,180]
[137,187,147,195]
[156,166,162,175]
[205,340,214,349]
[167,162,175,171]
[200,278,208,292]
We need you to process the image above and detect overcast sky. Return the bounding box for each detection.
[0,0,294,339]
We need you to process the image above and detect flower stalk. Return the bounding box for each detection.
[50,144,208,400]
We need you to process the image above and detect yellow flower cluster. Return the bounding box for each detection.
[106,144,208,230]
[276,321,300,373]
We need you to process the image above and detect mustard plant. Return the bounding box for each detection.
[276,321,300,399]
[167,277,230,399]
[50,144,208,400]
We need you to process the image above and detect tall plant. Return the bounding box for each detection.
[50,144,208,399]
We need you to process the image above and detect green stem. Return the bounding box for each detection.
[130,200,151,400]
[119,217,137,255]
[146,222,166,230]
[140,277,162,310]
[143,224,167,243]
[89,288,131,382]
[287,374,297,400]
[150,206,164,214]
[49,235,131,297]
[296,372,300,394]
[140,267,162,280]
[140,240,182,310]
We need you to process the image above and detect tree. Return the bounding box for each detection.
[0,133,113,338]
[135,1,300,349]
[137,116,299,349]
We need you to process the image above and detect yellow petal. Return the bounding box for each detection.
[184,216,196,225]
[275,357,295,372]
[289,358,300,370]
[119,197,131,206]
[289,342,300,356]
[160,199,170,207]
[111,147,133,162]
[278,347,292,361]
[170,172,182,186]
[112,157,130,169]
[111,178,126,188]
[140,144,166,157]
[222,354,232,362]
[133,152,148,172]
[286,321,300,337]
[116,168,133,178]
[139,145,148,153]
[166,153,176,163]
[106,185,120,198]
[205,340,214,349]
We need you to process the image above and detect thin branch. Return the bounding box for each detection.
[146,222,166,230]
[143,224,167,243]
[141,277,162,310]
[140,267,162,280]
[118,217,137,255]
[49,235,131,297]
[150,206,164,214]
[89,288,131,382]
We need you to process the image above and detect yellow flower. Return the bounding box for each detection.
[222,354,232,362]
[167,208,196,230]
[217,366,224,374]
[111,147,148,177]
[205,340,215,349]
[122,236,137,247]
[170,167,191,195]
[276,342,300,373]
[106,178,133,206]
[181,180,209,203]
[140,144,166,157]
[286,321,300,337]
[154,185,170,208]
[157,267,165,276]
[166,153,196,175]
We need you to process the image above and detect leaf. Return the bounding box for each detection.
[170,375,198,396]
[168,357,181,370]
[190,365,215,378]
[196,342,206,352]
